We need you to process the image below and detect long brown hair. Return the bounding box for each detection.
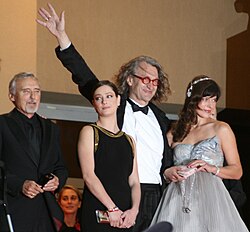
[172,75,221,142]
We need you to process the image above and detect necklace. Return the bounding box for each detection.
[180,173,196,213]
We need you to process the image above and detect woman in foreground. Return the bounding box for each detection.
[78,80,140,232]
[150,76,248,231]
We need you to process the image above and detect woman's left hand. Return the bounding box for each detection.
[187,160,215,173]
[187,159,207,170]
[119,208,137,228]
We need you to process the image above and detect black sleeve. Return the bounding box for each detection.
[223,179,247,211]
[55,44,99,102]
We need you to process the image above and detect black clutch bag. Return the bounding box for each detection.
[95,210,110,224]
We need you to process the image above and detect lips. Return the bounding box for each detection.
[204,109,211,114]
[27,101,37,105]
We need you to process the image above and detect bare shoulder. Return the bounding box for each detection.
[213,120,234,137]
[79,124,94,137]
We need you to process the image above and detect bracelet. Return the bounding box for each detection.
[213,165,220,176]
[107,206,119,213]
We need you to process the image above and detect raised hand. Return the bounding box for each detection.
[36,3,70,49]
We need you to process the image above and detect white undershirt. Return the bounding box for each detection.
[122,100,164,184]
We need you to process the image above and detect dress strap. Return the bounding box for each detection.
[89,124,99,153]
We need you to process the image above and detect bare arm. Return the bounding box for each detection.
[216,122,242,179]
[188,121,243,179]
[120,138,140,228]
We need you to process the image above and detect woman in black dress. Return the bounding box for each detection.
[78,80,141,232]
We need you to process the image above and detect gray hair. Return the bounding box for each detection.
[114,55,171,102]
[9,72,39,95]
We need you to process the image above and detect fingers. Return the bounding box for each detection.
[119,212,136,228]
[59,11,65,24]
[109,210,123,228]
[47,3,57,17]
[165,166,185,182]
[22,180,43,198]
[38,8,51,21]
[36,19,47,27]
[43,175,59,192]
[188,160,206,168]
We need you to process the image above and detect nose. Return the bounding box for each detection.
[30,92,35,98]
[146,81,154,89]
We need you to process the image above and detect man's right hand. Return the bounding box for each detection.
[22,180,44,199]
[36,3,71,49]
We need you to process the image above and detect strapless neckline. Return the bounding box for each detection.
[173,135,218,150]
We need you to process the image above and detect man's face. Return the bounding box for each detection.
[127,62,158,105]
[9,77,41,118]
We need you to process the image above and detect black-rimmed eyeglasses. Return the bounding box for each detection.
[132,74,160,86]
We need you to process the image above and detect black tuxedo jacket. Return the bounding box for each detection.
[0,109,68,231]
[55,44,173,179]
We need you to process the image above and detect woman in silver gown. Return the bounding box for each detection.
[151,76,248,232]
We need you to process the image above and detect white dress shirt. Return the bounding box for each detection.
[122,99,164,184]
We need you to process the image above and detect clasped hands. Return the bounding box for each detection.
[108,208,137,229]
[164,159,215,182]
[22,174,59,199]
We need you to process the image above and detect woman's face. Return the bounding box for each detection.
[196,96,217,118]
[59,189,81,215]
[92,85,120,116]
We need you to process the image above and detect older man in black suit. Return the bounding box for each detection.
[0,72,68,232]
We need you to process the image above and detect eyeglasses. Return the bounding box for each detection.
[132,74,160,86]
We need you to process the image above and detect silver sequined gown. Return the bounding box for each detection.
[150,136,248,232]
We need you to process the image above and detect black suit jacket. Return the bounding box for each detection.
[0,109,68,231]
[55,44,173,181]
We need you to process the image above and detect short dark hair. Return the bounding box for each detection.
[91,80,119,100]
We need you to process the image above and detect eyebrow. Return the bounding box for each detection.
[137,65,158,79]
[21,87,41,90]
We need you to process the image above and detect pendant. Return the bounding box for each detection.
[182,207,191,213]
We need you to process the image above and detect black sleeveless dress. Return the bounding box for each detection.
[81,124,134,232]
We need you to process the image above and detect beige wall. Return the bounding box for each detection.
[0,0,248,114]
[0,0,37,113]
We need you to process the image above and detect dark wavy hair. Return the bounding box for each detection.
[90,80,119,100]
[114,55,171,102]
[172,75,221,142]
